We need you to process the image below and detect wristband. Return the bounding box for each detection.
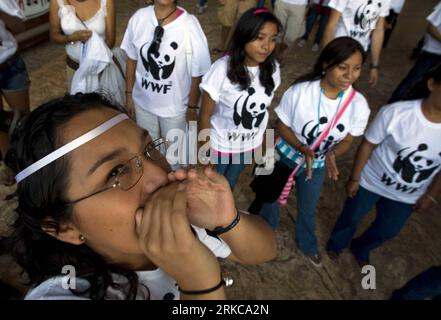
[209,210,240,236]
[187,105,199,109]
[424,193,438,205]
[178,273,234,295]
[370,64,380,70]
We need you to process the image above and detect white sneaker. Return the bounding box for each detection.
[297,39,307,48]
[312,43,320,52]
[307,254,323,268]
[198,4,207,14]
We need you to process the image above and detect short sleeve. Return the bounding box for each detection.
[327,0,350,13]
[120,14,137,60]
[427,4,441,26]
[349,93,371,137]
[274,85,299,128]
[364,104,394,145]
[379,0,391,17]
[187,15,211,77]
[193,226,231,259]
[199,57,228,103]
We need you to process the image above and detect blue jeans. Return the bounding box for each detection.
[252,159,326,256]
[301,5,329,45]
[0,54,30,92]
[389,51,441,103]
[215,152,252,190]
[327,186,414,263]
[391,266,441,300]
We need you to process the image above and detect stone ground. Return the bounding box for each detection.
[1,0,440,299]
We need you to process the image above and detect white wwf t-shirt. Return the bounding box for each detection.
[361,100,441,204]
[390,0,405,14]
[0,19,17,64]
[275,80,370,162]
[200,56,281,154]
[24,227,231,300]
[423,4,441,55]
[121,6,211,118]
[328,0,390,50]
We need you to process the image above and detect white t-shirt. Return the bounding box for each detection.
[328,0,390,50]
[275,80,370,161]
[57,0,107,62]
[390,0,405,14]
[0,19,17,64]
[200,56,281,154]
[313,0,330,6]
[423,4,441,55]
[280,0,308,5]
[361,100,441,204]
[24,226,231,300]
[121,6,211,118]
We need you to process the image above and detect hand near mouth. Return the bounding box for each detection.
[168,167,237,231]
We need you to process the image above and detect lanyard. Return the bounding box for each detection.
[314,87,344,144]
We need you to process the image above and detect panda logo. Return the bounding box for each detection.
[354,0,382,30]
[233,87,268,130]
[392,144,441,184]
[140,41,179,81]
[301,118,345,159]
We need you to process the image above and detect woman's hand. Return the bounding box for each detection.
[125,94,135,119]
[326,150,339,181]
[168,167,237,231]
[346,179,360,198]
[414,193,438,212]
[69,30,92,43]
[299,144,315,179]
[135,182,224,298]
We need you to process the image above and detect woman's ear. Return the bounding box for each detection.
[427,78,435,93]
[41,218,85,245]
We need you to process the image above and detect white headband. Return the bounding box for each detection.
[15,113,129,183]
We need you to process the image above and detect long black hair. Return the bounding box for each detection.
[3,93,141,300]
[400,63,441,101]
[227,8,282,95]
[293,37,367,86]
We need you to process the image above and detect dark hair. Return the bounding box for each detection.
[399,63,441,101]
[3,93,141,300]
[293,37,367,85]
[227,8,282,95]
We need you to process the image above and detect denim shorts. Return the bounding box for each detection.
[0,54,30,92]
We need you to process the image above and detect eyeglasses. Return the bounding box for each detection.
[67,138,168,205]
[149,26,164,53]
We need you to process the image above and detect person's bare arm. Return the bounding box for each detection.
[0,11,25,33]
[125,58,137,118]
[322,8,341,48]
[105,0,116,48]
[49,0,91,45]
[369,17,386,87]
[187,77,202,122]
[427,22,441,43]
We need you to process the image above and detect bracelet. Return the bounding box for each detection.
[209,210,240,236]
[187,105,199,109]
[370,64,380,70]
[349,177,359,182]
[424,193,438,204]
[178,273,234,295]
[125,91,132,94]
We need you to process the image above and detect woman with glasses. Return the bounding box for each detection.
[49,0,116,89]
[121,0,211,170]
[3,93,276,300]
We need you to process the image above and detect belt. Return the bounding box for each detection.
[66,55,80,71]
[0,53,19,72]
